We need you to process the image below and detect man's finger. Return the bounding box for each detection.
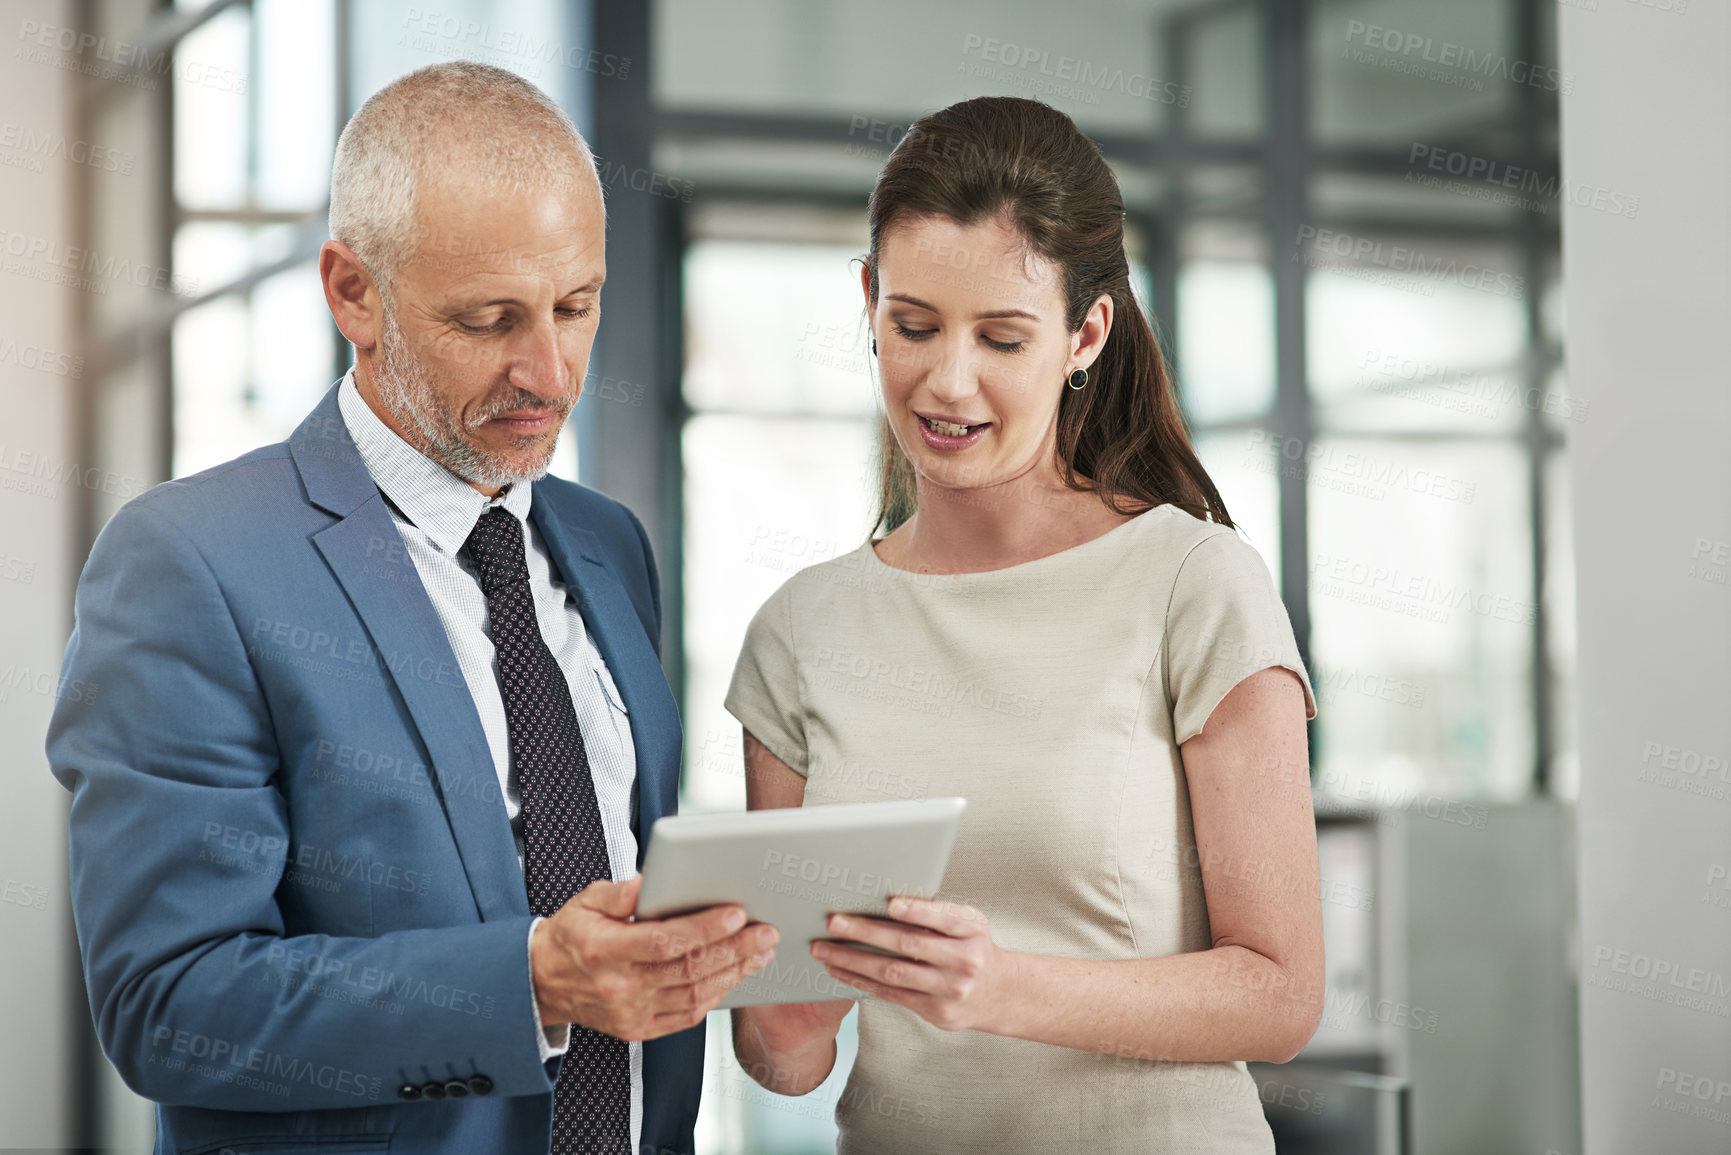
[695,950,772,998]
[643,1005,717,1039]
[644,960,745,1015]
[639,923,776,988]
[626,903,750,963]
[575,874,642,920]
[646,954,765,1025]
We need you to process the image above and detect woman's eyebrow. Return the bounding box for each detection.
[886,292,1038,321]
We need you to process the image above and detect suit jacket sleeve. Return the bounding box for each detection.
[47,499,555,1111]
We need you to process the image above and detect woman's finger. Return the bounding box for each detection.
[819,958,918,1006]
[883,895,988,937]
[813,940,943,994]
[823,912,931,958]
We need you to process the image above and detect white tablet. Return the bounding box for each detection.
[634,797,967,1007]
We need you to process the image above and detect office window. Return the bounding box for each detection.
[677,201,876,1152]
[66,0,1574,1150]
[1298,226,1540,799]
[170,0,336,479]
[167,0,586,482]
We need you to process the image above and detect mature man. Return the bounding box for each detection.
[46,62,774,1155]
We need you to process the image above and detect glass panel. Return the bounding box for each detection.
[1540,275,1564,348]
[351,0,583,112]
[1309,0,1530,148]
[683,240,877,417]
[1186,4,1264,140]
[656,0,1187,135]
[1311,170,1529,233]
[681,413,876,817]
[172,296,253,478]
[173,6,251,210]
[1178,262,1275,423]
[1175,209,1267,425]
[250,262,337,429]
[255,0,336,209]
[1194,430,1281,582]
[173,223,252,299]
[171,246,335,479]
[1304,232,1528,433]
[1307,437,1534,801]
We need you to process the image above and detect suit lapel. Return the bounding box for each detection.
[291,386,528,922]
[530,493,679,866]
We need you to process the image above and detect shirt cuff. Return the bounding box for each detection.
[528,916,571,1062]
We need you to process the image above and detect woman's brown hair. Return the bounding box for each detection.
[867,95,1232,534]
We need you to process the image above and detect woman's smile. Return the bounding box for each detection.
[916,412,992,450]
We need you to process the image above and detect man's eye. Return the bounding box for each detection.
[456,317,506,335]
[556,306,594,320]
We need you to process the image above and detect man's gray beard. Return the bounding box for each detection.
[372,307,566,490]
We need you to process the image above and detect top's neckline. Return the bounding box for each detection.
[860,505,1174,581]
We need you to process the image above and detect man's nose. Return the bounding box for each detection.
[503,315,566,398]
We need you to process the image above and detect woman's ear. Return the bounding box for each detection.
[1071,292,1115,371]
[859,260,877,350]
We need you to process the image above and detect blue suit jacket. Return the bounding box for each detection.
[46,383,703,1154]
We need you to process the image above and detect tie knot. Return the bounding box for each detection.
[459,506,525,589]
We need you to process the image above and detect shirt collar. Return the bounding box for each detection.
[337,367,533,556]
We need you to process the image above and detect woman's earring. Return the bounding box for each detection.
[1067,367,1088,390]
[871,336,878,356]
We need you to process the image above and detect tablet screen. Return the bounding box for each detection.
[635,797,967,1006]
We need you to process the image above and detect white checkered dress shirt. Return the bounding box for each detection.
[338,370,644,1149]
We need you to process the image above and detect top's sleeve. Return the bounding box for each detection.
[724,582,810,776]
[1164,530,1318,745]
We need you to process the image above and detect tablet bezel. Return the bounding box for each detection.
[633,797,967,1007]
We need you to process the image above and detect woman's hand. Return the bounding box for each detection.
[812,896,1013,1033]
[733,998,854,1096]
[732,732,855,1095]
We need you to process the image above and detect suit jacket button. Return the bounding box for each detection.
[443,1079,470,1098]
[397,1084,422,1102]
[467,1074,494,1096]
[421,1081,446,1101]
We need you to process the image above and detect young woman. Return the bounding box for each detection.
[725,96,1321,1153]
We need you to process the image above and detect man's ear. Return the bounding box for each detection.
[321,241,383,352]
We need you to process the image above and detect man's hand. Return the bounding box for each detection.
[530,875,779,1042]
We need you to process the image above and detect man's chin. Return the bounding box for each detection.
[431,437,560,490]
[483,429,562,465]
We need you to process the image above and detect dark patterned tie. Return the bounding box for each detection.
[460,505,631,1154]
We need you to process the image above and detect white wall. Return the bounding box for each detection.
[1560,4,1731,1153]
[0,0,81,1145]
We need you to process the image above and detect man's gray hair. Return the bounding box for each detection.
[329,61,600,297]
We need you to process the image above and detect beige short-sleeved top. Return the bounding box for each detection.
[725,504,1316,1154]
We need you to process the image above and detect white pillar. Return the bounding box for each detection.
[0,0,82,1145]
[1560,4,1731,1152]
